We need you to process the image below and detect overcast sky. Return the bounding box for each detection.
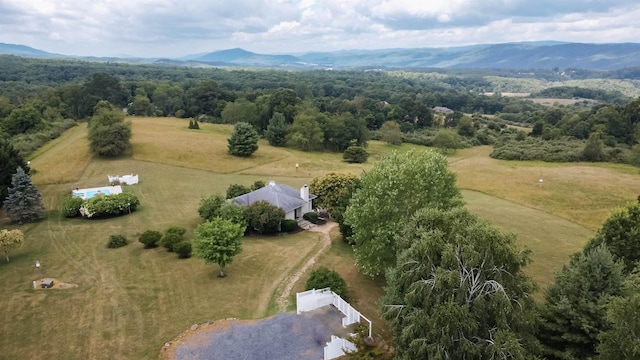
[1,0,639,58]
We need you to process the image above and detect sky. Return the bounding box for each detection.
[1,0,640,58]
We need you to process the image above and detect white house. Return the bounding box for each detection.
[232,181,316,220]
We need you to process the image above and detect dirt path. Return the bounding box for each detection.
[275,221,338,312]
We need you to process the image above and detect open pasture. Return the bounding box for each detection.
[1,117,639,359]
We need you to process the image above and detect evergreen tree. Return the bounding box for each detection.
[0,138,27,206]
[227,122,259,157]
[264,112,288,146]
[538,245,624,360]
[4,167,45,224]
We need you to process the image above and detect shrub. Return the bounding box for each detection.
[226,183,251,199]
[61,195,83,218]
[161,233,183,252]
[81,192,140,218]
[244,200,285,234]
[305,267,348,299]
[303,212,319,224]
[281,219,299,232]
[343,145,368,163]
[138,230,162,248]
[165,226,187,237]
[107,234,128,248]
[174,241,192,259]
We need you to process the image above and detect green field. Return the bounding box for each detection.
[1,117,639,359]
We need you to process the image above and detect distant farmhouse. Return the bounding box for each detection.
[433,106,454,114]
[233,181,316,220]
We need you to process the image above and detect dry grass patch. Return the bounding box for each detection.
[450,146,640,230]
[130,117,290,173]
[28,124,92,185]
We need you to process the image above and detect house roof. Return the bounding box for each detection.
[233,183,316,213]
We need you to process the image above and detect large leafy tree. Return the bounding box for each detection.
[381,207,538,360]
[597,271,640,360]
[88,101,132,156]
[4,167,45,224]
[193,218,244,278]
[227,122,259,157]
[584,202,640,272]
[286,114,324,151]
[538,245,624,360]
[344,150,464,276]
[379,121,402,145]
[0,229,24,262]
[309,172,360,218]
[0,138,27,206]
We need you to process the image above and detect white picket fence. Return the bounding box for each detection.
[296,288,372,360]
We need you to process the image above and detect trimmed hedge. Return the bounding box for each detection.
[281,219,299,232]
[174,241,192,258]
[139,230,162,248]
[81,192,140,218]
[303,212,319,224]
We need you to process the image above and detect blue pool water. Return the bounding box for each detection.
[73,189,111,199]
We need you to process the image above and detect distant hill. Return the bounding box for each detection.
[0,43,60,57]
[3,41,640,70]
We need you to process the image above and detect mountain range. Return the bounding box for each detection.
[2,41,640,70]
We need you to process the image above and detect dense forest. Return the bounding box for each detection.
[1,54,639,166]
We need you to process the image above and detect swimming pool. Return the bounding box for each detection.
[72,186,122,199]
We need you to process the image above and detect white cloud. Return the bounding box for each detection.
[0,0,638,57]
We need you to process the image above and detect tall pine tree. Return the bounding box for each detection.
[0,138,27,206]
[4,167,45,224]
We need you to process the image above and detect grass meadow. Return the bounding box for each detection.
[1,116,640,359]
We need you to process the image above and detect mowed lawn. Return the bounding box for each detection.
[2,117,640,359]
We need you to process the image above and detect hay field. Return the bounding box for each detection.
[2,117,640,359]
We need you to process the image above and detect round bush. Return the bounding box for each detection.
[303,212,319,224]
[139,230,162,248]
[107,234,128,248]
[174,241,192,259]
[281,219,299,232]
[165,226,187,237]
[305,267,348,299]
[161,233,183,252]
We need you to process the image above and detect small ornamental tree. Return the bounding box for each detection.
[244,200,285,234]
[379,121,402,145]
[0,229,24,262]
[193,218,244,277]
[306,267,348,299]
[251,180,265,191]
[227,122,259,157]
[4,167,45,224]
[138,230,162,248]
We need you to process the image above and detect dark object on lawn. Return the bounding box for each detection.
[41,278,54,288]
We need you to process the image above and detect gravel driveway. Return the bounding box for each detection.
[175,306,347,360]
